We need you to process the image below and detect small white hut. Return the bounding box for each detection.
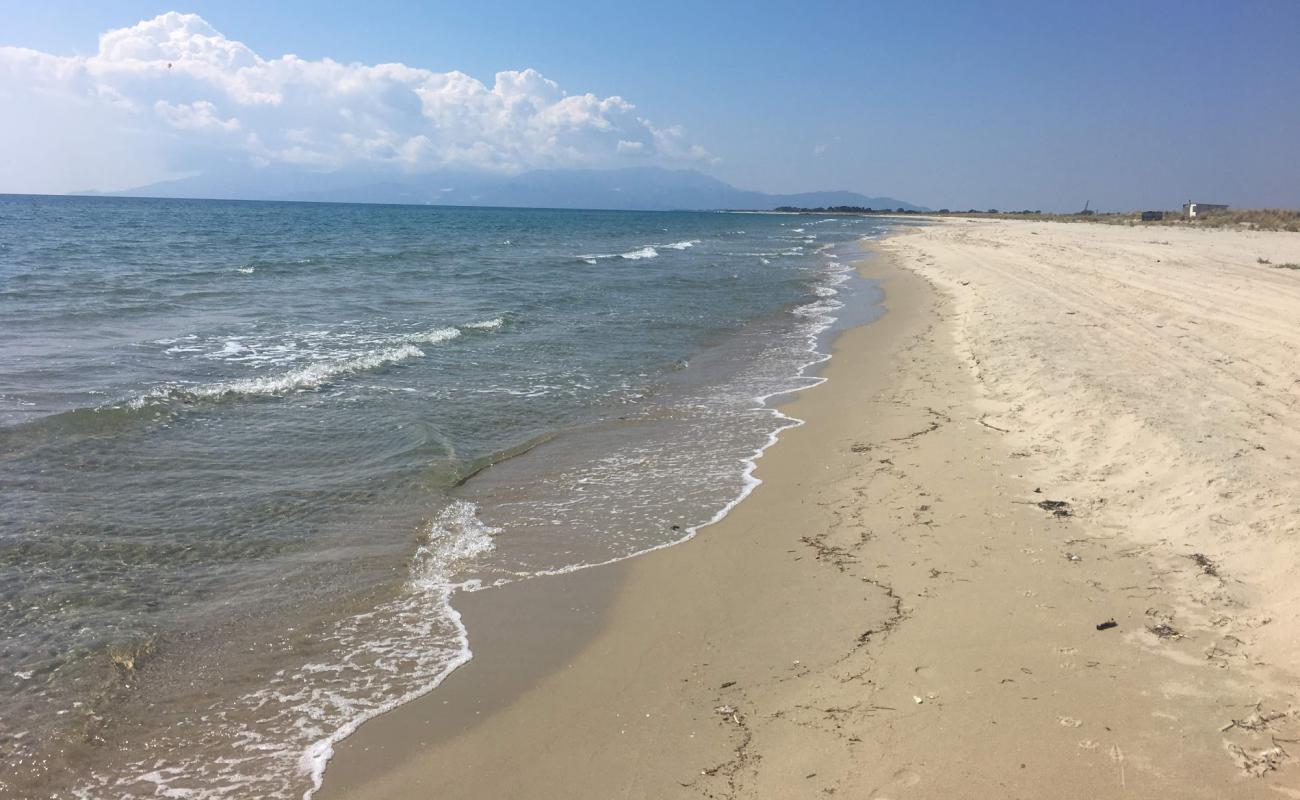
[1183,202,1228,219]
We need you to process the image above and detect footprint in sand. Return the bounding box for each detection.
[1054,646,1078,656]
[1078,739,1099,750]
[1058,716,1083,728]
[877,768,922,795]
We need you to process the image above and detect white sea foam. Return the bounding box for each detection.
[397,326,461,345]
[296,500,498,797]
[132,344,425,406]
[209,339,250,359]
[136,321,475,406]
[77,502,499,800]
[619,246,658,260]
[462,317,504,331]
[662,240,700,250]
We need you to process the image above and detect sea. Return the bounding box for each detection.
[0,195,890,798]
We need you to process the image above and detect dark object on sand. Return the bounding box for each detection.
[1148,623,1182,639]
[1188,552,1219,577]
[1036,499,1072,517]
[1096,619,1118,631]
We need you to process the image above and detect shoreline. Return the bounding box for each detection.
[320,222,1300,798]
[314,243,900,797]
[310,239,885,796]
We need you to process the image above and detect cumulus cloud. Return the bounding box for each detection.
[0,12,712,192]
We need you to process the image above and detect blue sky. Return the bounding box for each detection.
[3,0,1298,210]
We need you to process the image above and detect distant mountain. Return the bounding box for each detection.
[84,167,924,212]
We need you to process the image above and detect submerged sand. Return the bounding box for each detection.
[320,219,1300,798]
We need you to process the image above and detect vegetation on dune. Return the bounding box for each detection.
[769,205,1299,233]
[904,208,1298,232]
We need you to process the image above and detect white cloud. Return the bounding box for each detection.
[154,99,241,131]
[0,12,713,192]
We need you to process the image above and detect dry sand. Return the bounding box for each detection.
[320,219,1300,799]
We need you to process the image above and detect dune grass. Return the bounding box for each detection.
[932,208,1300,233]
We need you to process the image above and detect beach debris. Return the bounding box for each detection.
[1188,552,1220,577]
[978,415,1011,433]
[714,704,742,725]
[1096,619,1119,631]
[1065,552,1082,562]
[913,695,925,704]
[1220,710,1288,733]
[1036,499,1072,518]
[719,681,736,689]
[1147,623,1183,640]
[1226,742,1289,777]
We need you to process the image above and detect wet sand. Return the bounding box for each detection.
[320,221,1300,798]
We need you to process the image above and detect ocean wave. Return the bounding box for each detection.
[77,502,499,800]
[209,339,250,359]
[620,246,659,260]
[232,257,315,275]
[396,326,462,345]
[297,500,498,796]
[662,240,700,250]
[462,318,504,331]
[130,344,424,407]
[575,246,660,262]
[408,500,499,589]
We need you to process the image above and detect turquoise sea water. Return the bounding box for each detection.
[0,195,888,797]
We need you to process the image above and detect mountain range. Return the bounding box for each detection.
[83,167,924,212]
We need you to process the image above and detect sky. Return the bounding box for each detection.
[3,0,1298,211]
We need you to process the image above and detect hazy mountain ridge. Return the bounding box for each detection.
[84,167,924,212]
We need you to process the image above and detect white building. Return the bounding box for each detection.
[1183,202,1228,218]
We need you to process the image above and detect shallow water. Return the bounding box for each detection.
[0,196,888,798]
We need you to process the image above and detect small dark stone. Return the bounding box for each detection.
[1036,499,1072,517]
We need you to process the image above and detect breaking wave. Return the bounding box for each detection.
[131,345,425,407]
[620,246,658,260]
